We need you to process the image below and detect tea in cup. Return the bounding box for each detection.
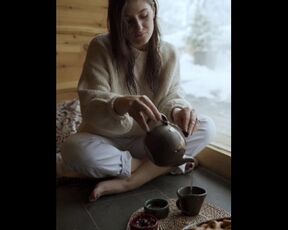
[176,186,206,216]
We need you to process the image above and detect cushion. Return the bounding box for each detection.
[56,99,82,153]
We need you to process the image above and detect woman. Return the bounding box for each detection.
[60,0,216,202]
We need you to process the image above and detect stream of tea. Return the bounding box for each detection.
[189,171,193,190]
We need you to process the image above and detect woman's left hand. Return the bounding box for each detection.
[171,107,199,136]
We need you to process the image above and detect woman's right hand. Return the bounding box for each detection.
[114,95,161,131]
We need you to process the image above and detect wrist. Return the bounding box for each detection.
[113,97,128,115]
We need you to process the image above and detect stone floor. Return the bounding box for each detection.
[56,166,231,230]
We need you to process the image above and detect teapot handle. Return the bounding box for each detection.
[161,113,189,137]
[146,113,169,131]
[160,113,169,125]
[147,113,188,137]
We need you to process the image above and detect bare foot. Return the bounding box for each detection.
[89,184,104,202]
[88,178,130,202]
[88,160,171,202]
[88,180,123,202]
[89,158,146,202]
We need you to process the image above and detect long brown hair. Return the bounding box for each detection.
[107,0,162,94]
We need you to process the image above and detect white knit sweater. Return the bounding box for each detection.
[77,33,191,137]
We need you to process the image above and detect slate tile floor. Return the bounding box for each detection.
[56,166,231,230]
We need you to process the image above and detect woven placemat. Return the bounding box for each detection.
[127,198,230,230]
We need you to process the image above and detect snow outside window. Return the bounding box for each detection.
[158,0,231,152]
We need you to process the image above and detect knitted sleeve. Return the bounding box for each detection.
[77,36,133,136]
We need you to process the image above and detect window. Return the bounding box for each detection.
[158,0,231,152]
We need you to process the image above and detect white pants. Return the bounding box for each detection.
[60,115,216,178]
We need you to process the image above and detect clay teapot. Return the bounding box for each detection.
[144,114,194,167]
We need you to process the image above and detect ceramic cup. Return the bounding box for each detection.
[144,198,169,219]
[176,186,207,216]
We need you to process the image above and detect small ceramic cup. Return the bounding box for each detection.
[144,198,169,219]
[176,186,207,216]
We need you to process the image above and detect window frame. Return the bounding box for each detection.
[196,145,231,179]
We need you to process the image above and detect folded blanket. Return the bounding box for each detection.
[56,99,82,154]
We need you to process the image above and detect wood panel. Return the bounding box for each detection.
[57,9,107,27]
[57,51,86,68]
[56,0,108,28]
[56,35,88,89]
[57,0,108,99]
[57,90,78,104]
[196,146,231,179]
[57,25,107,37]
[57,66,83,86]
[57,0,108,8]
[57,33,91,49]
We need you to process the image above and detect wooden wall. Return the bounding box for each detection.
[57,0,108,103]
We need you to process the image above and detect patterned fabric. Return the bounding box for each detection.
[56,99,82,153]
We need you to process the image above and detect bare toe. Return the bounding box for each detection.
[89,186,102,202]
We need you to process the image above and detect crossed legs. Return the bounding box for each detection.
[89,158,172,202]
[61,115,215,202]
